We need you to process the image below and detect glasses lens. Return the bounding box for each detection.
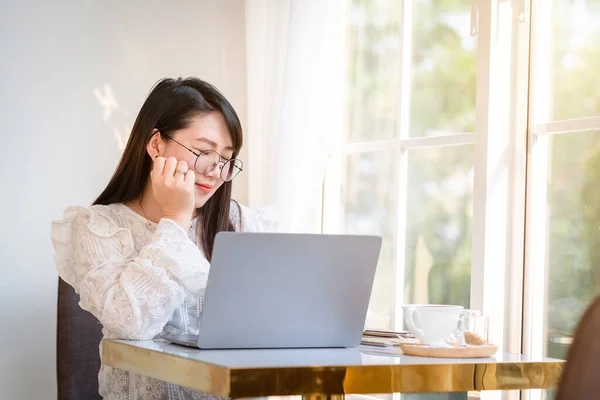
[194,151,220,175]
[220,159,243,182]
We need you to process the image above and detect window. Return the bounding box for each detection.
[524,0,600,360]
[324,0,479,330]
[325,0,600,371]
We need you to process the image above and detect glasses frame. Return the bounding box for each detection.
[168,137,243,182]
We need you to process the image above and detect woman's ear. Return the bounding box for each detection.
[147,129,163,158]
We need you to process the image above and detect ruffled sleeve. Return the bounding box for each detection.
[51,206,211,340]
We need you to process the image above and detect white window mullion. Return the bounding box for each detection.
[398,133,475,149]
[533,116,600,135]
[522,0,552,363]
[470,0,517,360]
[322,152,343,233]
[505,0,532,360]
[342,133,475,153]
[392,0,412,331]
[320,0,348,234]
[522,135,550,358]
[521,135,550,400]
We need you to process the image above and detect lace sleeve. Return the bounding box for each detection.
[51,206,210,340]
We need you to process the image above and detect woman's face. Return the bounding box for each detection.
[155,112,235,208]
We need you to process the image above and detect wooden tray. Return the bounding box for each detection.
[399,343,498,358]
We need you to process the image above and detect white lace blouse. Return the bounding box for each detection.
[51,202,267,400]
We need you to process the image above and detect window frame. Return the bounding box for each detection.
[324,0,600,397]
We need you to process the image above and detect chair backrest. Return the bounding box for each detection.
[555,295,600,400]
[57,278,103,400]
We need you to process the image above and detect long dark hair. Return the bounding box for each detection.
[555,295,600,400]
[94,77,243,260]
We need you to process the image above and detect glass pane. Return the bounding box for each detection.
[533,1,600,121]
[409,0,476,137]
[340,150,399,329]
[345,0,403,142]
[544,131,600,358]
[404,145,474,307]
[345,0,477,141]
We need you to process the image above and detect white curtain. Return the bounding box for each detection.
[245,0,347,233]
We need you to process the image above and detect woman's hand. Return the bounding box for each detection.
[151,157,195,230]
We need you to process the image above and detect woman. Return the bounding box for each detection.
[555,295,600,400]
[51,77,265,399]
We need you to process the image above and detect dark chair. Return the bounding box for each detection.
[57,278,103,400]
[555,295,600,400]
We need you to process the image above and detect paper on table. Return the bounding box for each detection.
[360,335,419,347]
[363,329,414,339]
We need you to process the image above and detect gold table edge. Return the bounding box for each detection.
[102,339,232,397]
[101,339,564,397]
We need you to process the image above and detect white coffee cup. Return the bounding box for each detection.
[402,304,464,346]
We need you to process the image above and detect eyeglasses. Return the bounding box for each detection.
[168,137,243,182]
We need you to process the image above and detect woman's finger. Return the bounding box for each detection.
[174,160,189,179]
[163,157,179,177]
[153,156,167,177]
[184,169,195,188]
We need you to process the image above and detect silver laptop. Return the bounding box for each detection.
[168,232,381,349]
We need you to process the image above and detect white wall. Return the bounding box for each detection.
[0,1,248,398]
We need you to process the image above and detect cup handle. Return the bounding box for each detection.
[405,307,425,342]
